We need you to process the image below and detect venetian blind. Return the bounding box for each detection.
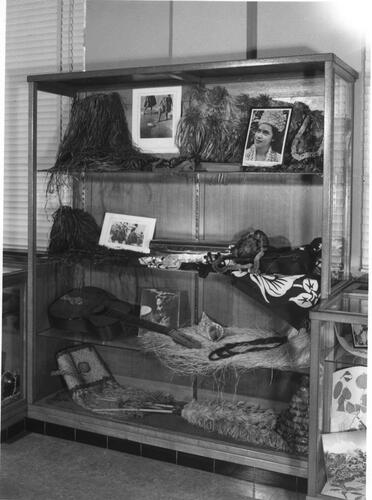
[361,44,370,272]
[3,0,85,252]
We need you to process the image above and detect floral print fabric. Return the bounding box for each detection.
[232,272,321,329]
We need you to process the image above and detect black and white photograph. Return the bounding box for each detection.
[242,107,292,167]
[138,288,181,336]
[99,213,156,253]
[132,86,182,153]
[1,2,370,500]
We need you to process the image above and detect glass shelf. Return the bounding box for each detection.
[41,165,324,177]
[323,322,367,367]
[325,348,367,368]
[38,327,142,351]
[317,279,368,317]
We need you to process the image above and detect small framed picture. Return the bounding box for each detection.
[132,86,182,153]
[99,213,156,254]
[351,324,368,349]
[138,288,181,336]
[321,430,366,498]
[242,107,292,167]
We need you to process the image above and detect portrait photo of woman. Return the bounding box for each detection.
[242,108,292,167]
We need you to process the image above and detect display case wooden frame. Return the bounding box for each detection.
[27,54,358,486]
[307,277,368,500]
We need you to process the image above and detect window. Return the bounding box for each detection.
[4,0,85,251]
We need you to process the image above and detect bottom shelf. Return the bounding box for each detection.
[28,391,308,478]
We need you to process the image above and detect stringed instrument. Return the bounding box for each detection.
[48,287,201,349]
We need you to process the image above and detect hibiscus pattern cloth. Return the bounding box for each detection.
[232,272,321,329]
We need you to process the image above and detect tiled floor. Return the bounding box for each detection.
[0,433,306,500]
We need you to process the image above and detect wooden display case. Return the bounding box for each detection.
[27,54,358,485]
[307,277,368,499]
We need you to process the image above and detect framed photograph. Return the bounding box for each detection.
[99,213,156,254]
[138,288,181,336]
[351,324,368,348]
[242,107,292,167]
[132,86,182,153]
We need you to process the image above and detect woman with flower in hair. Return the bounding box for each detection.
[244,109,289,164]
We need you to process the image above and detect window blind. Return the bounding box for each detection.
[361,44,370,272]
[3,0,85,252]
[0,2,5,257]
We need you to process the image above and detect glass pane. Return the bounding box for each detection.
[331,75,353,284]
[327,292,368,315]
[319,320,367,499]
[2,285,23,404]
[320,279,368,317]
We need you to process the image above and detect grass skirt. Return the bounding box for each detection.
[139,314,310,376]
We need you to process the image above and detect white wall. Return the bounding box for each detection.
[86,0,255,68]
[257,1,364,69]
[86,1,172,69]
[172,1,254,62]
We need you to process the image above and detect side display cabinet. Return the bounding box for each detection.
[308,277,368,500]
[1,264,27,436]
[27,54,358,490]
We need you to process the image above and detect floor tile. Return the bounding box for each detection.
[0,433,254,500]
[142,443,177,464]
[75,429,107,448]
[177,451,214,472]
[45,422,75,441]
[25,418,45,434]
[254,483,304,500]
[107,436,141,455]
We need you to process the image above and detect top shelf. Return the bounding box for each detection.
[27,53,358,96]
[310,278,368,321]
